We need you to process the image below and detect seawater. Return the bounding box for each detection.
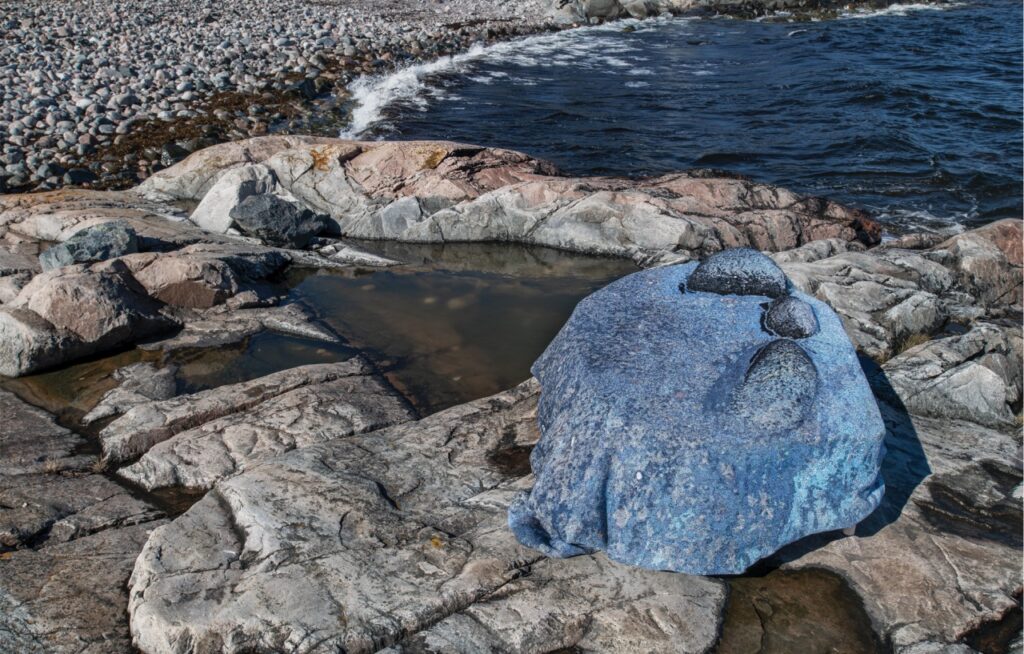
[342,1,1023,231]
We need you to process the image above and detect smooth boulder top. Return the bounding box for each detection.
[764,295,820,339]
[509,248,885,575]
[685,246,788,298]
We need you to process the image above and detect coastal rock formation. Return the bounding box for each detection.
[0,129,1018,653]
[0,188,383,376]
[38,220,139,271]
[229,193,328,248]
[509,253,885,574]
[140,137,879,264]
[99,358,412,466]
[0,137,881,378]
[117,358,416,490]
[127,380,728,654]
[780,382,1021,651]
[0,390,167,653]
[875,322,1022,430]
[777,219,1022,360]
[82,362,179,425]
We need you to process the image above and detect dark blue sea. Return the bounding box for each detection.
[343,1,1023,232]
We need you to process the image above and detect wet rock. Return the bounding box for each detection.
[128,381,727,654]
[120,357,415,491]
[81,362,179,425]
[686,247,788,297]
[142,302,339,352]
[0,390,92,476]
[100,359,400,465]
[229,192,328,248]
[764,295,819,338]
[509,263,884,574]
[38,220,139,271]
[62,168,99,186]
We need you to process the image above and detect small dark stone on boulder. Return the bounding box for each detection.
[229,194,328,249]
[39,221,139,271]
[730,338,819,433]
[764,295,819,338]
[686,247,788,298]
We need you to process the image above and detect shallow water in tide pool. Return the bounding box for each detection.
[285,241,637,414]
[343,0,1023,232]
[1,243,635,421]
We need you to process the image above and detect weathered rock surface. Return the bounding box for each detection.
[0,306,96,378]
[189,163,280,234]
[38,220,139,271]
[139,301,341,352]
[0,389,92,476]
[100,358,409,465]
[128,380,728,654]
[779,391,1021,652]
[876,322,1022,430]
[0,246,42,303]
[1,472,163,549]
[82,362,179,425]
[0,390,167,654]
[0,178,437,377]
[124,242,289,309]
[142,137,879,264]
[229,192,328,248]
[11,259,173,344]
[510,258,884,574]
[119,358,416,490]
[778,219,1023,360]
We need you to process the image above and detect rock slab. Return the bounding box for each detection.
[128,381,727,654]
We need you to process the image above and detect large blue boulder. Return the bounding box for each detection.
[509,249,886,575]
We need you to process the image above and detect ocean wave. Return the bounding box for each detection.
[339,18,672,137]
[839,2,963,19]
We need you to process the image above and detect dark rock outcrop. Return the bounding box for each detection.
[38,220,139,271]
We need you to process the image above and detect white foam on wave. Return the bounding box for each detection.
[341,44,486,137]
[339,16,681,137]
[839,2,963,19]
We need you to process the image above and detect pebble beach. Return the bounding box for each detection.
[0,0,551,192]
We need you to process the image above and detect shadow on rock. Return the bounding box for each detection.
[857,355,931,538]
[769,356,930,562]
